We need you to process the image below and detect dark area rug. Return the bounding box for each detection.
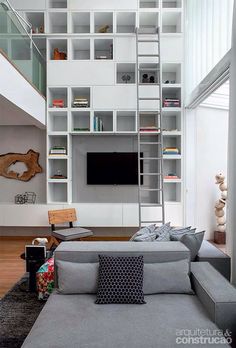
[0,276,45,348]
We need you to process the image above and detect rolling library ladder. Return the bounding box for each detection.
[136,27,165,228]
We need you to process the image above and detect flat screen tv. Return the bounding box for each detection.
[87,152,143,185]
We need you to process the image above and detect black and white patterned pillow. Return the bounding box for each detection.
[95,255,145,304]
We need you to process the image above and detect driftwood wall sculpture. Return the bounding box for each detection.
[0,149,42,182]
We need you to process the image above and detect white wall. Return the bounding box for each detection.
[185,106,228,239]
[0,126,46,203]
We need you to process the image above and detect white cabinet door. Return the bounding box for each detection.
[47,61,115,86]
[161,37,183,62]
[69,0,137,10]
[122,204,139,226]
[165,203,183,226]
[93,86,136,109]
[10,0,46,9]
[115,38,136,62]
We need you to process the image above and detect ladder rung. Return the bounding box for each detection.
[141,203,162,207]
[139,111,160,114]
[141,220,163,224]
[140,188,162,191]
[139,83,160,86]
[138,54,159,57]
[138,40,159,43]
[141,157,161,160]
[139,97,160,100]
[138,68,160,72]
[140,142,161,145]
[140,173,162,176]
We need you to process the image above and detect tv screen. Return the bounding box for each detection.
[87,152,143,185]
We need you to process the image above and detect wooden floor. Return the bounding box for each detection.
[0,237,32,298]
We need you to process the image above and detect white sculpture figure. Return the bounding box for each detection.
[215,173,227,233]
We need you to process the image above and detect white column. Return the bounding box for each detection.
[227,0,236,285]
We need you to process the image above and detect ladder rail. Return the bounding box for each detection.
[136,26,165,228]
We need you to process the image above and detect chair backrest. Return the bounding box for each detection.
[48,208,77,226]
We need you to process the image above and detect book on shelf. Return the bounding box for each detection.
[73,128,90,132]
[49,146,67,155]
[52,99,65,108]
[94,116,104,131]
[72,97,89,108]
[163,147,180,155]
[164,174,180,179]
[140,126,160,132]
[163,99,180,107]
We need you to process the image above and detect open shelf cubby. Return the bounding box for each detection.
[49,39,67,60]
[33,38,47,59]
[72,39,90,60]
[163,135,181,153]
[48,158,68,179]
[139,12,159,31]
[48,87,68,108]
[116,111,136,132]
[163,157,181,178]
[139,0,159,8]
[139,63,159,84]
[162,12,182,33]
[71,87,90,108]
[48,182,68,203]
[72,111,90,132]
[164,182,181,202]
[94,12,113,33]
[94,39,113,60]
[0,11,8,33]
[49,0,67,8]
[71,12,90,33]
[48,135,68,155]
[162,111,181,131]
[140,112,159,130]
[163,87,181,107]
[162,63,181,84]
[117,63,136,84]
[93,111,113,132]
[48,111,68,132]
[48,12,67,33]
[25,12,44,34]
[162,0,182,8]
[116,12,136,33]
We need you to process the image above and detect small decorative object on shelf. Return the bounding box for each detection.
[53,48,67,60]
[0,149,42,182]
[52,99,64,108]
[122,74,131,83]
[214,173,227,244]
[110,44,113,59]
[142,74,149,83]
[73,127,90,132]
[94,116,104,131]
[15,192,37,204]
[32,26,44,34]
[98,25,110,33]
[164,173,179,179]
[163,147,180,155]
[72,97,89,108]
[164,80,176,84]
[51,169,67,179]
[163,98,180,107]
[149,76,155,83]
[49,146,67,155]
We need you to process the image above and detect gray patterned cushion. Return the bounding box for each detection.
[180,231,205,261]
[155,222,172,241]
[170,227,195,241]
[130,224,156,242]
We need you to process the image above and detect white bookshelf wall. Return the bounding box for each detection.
[13,0,184,225]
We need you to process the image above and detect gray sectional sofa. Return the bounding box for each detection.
[22,242,235,348]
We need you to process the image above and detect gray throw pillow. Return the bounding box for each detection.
[143,259,193,294]
[180,231,205,261]
[130,224,156,242]
[154,222,172,241]
[57,260,99,294]
[170,228,196,241]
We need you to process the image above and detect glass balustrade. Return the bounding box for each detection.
[0,0,46,96]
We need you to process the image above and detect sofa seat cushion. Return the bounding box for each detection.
[52,227,92,241]
[22,293,230,348]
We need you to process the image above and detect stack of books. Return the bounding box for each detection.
[163,147,180,155]
[139,126,160,132]
[163,98,180,107]
[49,146,67,155]
[52,99,64,108]
[94,117,104,131]
[164,173,179,179]
[72,97,89,108]
[73,127,90,132]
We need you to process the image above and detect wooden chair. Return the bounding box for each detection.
[48,208,92,248]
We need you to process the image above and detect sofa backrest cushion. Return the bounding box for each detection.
[56,258,192,295]
[55,241,191,292]
[143,259,193,294]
